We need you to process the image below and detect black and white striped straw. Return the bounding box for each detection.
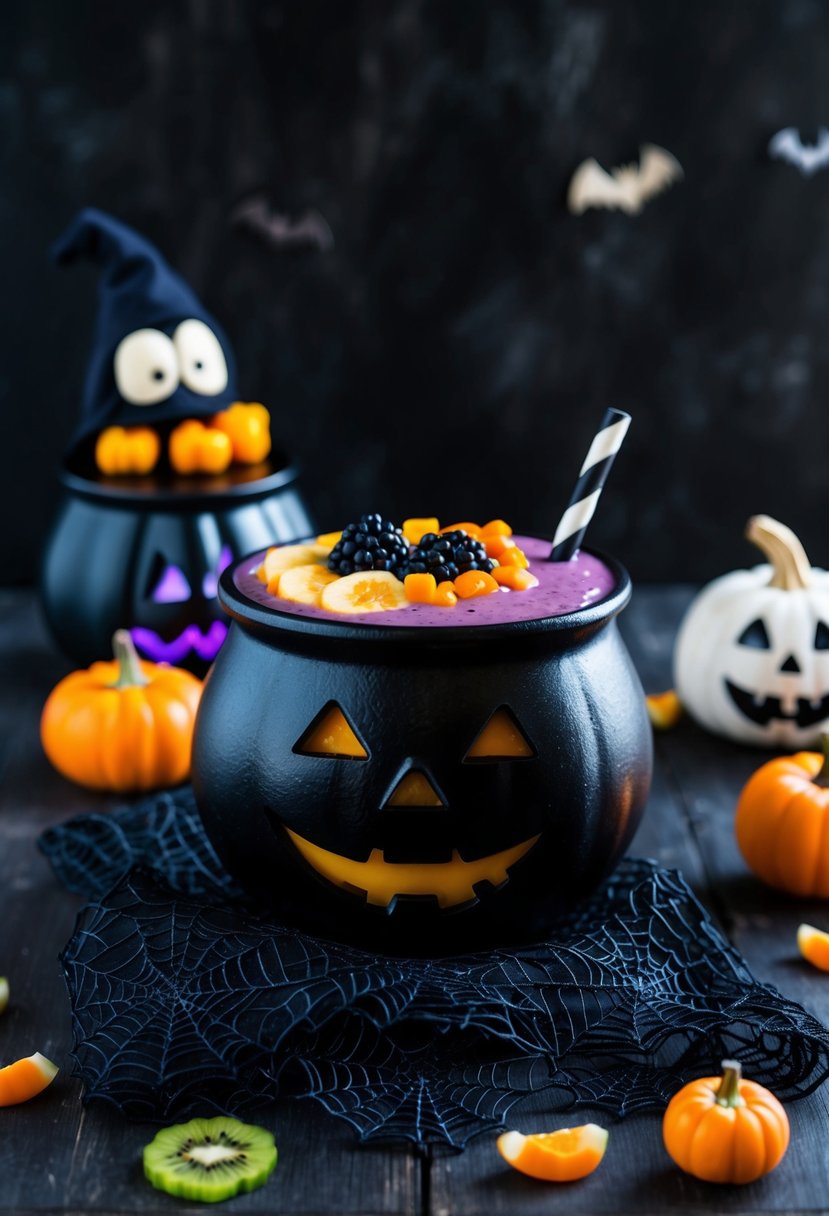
[548,408,631,562]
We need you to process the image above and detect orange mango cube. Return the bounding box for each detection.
[404,573,438,604]
[403,518,440,545]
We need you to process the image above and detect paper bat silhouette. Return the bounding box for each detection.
[231,194,335,252]
[768,128,829,177]
[567,145,683,216]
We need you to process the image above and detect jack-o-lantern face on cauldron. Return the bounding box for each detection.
[41,463,314,675]
[282,701,541,910]
[193,556,653,953]
[675,516,829,748]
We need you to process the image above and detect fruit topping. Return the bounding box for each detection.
[316,530,343,548]
[484,533,518,560]
[143,1116,277,1204]
[277,564,340,606]
[496,544,530,568]
[404,573,438,604]
[492,566,539,590]
[441,521,483,539]
[481,519,512,537]
[261,543,332,585]
[454,570,500,598]
[405,531,495,584]
[320,570,408,614]
[434,581,459,607]
[403,517,440,545]
[328,514,409,577]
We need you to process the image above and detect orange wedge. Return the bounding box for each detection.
[798,924,829,971]
[0,1052,58,1106]
[496,1124,608,1182]
[646,690,683,730]
[0,977,7,1013]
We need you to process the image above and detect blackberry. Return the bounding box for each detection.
[328,513,410,577]
[404,530,495,582]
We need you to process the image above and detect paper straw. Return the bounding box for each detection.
[548,408,631,562]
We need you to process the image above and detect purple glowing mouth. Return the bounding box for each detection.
[130,621,228,664]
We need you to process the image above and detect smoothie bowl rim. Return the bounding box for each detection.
[218,542,632,650]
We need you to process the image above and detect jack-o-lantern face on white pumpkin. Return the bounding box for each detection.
[675,516,829,747]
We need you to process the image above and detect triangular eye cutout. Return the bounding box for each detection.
[294,702,368,760]
[816,621,829,650]
[737,618,771,649]
[145,551,191,603]
[464,707,535,761]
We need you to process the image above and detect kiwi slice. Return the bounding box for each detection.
[143,1115,277,1203]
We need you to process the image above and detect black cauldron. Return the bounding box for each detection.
[41,454,313,676]
[192,547,652,953]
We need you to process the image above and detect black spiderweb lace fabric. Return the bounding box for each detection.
[40,788,829,1148]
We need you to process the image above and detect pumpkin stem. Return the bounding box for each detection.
[715,1059,745,1108]
[110,630,150,688]
[745,515,812,590]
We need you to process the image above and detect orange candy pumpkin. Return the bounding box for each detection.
[663,1060,789,1184]
[212,402,272,464]
[168,419,233,474]
[735,740,829,895]
[95,425,160,475]
[41,631,202,792]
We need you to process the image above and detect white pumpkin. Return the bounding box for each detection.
[674,515,829,748]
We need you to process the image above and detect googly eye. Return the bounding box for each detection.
[173,319,228,396]
[113,329,180,406]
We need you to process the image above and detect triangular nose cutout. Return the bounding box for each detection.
[386,770,445,807]
[780,654,801,673]
[294,703,368,759]
[465,707,535,760]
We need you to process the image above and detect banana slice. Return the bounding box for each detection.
[276,564,340,606]
[260,543,331,584]
[320,570,408,614]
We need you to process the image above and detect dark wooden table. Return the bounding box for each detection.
[3,585,829,1216]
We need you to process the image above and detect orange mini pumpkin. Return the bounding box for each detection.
[41,631,202,792]
[663,1060,789,1184]
[735,738,829,896]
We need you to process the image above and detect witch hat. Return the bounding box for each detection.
[53,208,238,452]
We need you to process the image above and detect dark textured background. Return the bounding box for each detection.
[3,0,829,585]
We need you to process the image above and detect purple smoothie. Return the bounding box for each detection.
[234,535,617,628]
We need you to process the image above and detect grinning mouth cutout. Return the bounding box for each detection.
[725,679,829,729]
[282,825,541,910]
[131,621,228,664]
